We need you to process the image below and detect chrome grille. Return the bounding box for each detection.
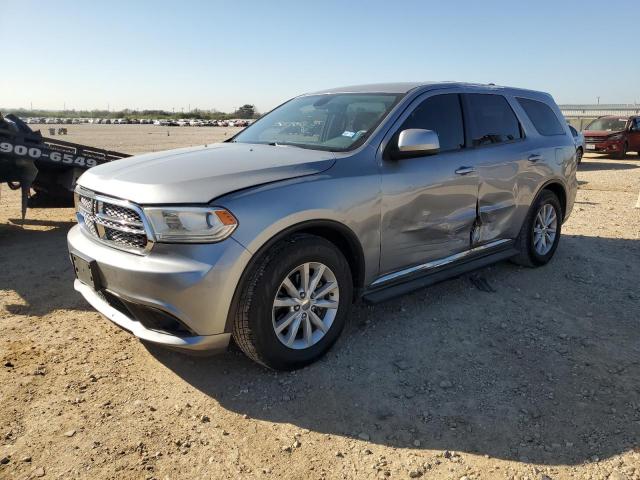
[75,188,152,254]
[103,203,142,224]
[585,136,606,143]
[104,228,148,249]
[79,195,93,212]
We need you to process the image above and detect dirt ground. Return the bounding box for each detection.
[1,125,639,480]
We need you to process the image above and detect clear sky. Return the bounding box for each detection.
[1,0,639,113]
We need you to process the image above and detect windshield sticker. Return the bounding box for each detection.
[342,131,355,138]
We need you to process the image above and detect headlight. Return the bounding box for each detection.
[609,133,623,141]
[144,206,237,243]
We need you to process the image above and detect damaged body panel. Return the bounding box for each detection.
[377,85,576,281]
[472,144,522,244]
[379,148,479,272]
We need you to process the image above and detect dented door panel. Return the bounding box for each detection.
[471,142,530,244]
[379,150,478,273]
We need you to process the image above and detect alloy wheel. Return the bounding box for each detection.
[533,203,558,256]
[272,262,340,350]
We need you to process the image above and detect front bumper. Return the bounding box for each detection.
[67,224,253,351]
[74,279,231,351]
[585,141,624,154]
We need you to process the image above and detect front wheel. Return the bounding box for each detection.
[615,142,628,159]
[511,190,562,267]
[576,147,583,165]
[232,234,353,370]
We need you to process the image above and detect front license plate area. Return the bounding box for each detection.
[71,253,101,290]
[586,144,596,150]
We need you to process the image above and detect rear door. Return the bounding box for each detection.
[463,93,532,243]
[378,91,479,273]
[629,117,640,153]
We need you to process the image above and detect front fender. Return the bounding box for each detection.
[218,170,381,286]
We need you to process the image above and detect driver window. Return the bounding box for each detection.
[399,94,465,152]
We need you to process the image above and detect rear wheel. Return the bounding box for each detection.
[511,190,562,267]
[232,234,352,370]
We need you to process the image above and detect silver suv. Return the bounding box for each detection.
[67,82,577,370]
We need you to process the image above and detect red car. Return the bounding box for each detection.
[583,115,640,158]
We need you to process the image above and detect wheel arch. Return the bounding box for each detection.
[224,220,366,333]
[536,180,567,221]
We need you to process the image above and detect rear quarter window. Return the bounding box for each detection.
[517,97,565,136]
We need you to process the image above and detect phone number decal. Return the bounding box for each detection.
[0,141,97,167]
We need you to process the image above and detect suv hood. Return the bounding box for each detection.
[78,143,336,204]
[583,130,623,137]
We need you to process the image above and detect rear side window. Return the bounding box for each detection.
[399,94,465,152]
[467,94,523,146]
[569,125,578,136]
[517,97,565,136]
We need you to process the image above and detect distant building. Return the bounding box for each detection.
[560,104,640,130]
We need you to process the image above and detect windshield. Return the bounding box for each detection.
[231,93,402,152]
[586,117,628,132]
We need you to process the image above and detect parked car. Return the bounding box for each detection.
[582,115,640,158]
[68,82,577,370]
[568,125,585,164]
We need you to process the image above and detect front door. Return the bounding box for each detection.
[628,117,640,153]
[379,92,478,274]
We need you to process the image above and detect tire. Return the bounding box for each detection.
[232,234,353,370]
[510,189,562,268]
[615,142,628,159]
[576,147,583,165]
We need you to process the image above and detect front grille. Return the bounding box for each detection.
[76,188,151,254]
[585,136,606,143]
[104,228,147,249]
[103,203,142,224]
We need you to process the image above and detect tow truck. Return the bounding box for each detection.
[0,113,130,219]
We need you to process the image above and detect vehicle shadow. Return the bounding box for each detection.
[579,161,638,171]
[150,234,640,466]
[0,217,89,316]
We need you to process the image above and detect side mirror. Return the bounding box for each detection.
[396,129,440,157]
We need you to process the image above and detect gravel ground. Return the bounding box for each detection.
[1,125,639,480]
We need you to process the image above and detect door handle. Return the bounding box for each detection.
[455,166,475,175]
[528,154,543,162]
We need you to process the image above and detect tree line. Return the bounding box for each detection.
[3,104,259,120]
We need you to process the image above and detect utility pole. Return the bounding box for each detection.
[597,96,600,105]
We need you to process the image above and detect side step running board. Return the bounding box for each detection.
[362,247,518,304]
